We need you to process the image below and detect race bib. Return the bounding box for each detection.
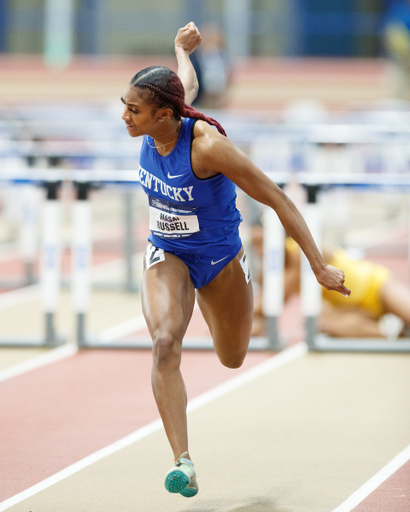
[149,196,200,238]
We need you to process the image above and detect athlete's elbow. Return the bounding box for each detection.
[185,82,199,106]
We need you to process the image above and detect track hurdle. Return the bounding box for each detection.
[294,172,410,353]
[69,172,146,349]
[0,175,65,347]
[72,171,276,351]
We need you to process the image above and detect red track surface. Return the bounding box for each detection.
[353,460,410,512]
[0,348,270,502]
[0,248,409,508]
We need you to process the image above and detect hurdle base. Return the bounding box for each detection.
[0,312,66,348]
[265,316,287,351]
[77,335,278,351]
[0,279,38,289]
[311,334,410,353]
[304,316,318,351]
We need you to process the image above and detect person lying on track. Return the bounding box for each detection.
[121,21,350,499]
[252,229,409,339]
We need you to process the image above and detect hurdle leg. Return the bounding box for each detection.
[262,204,286,350]
[123,188,138,293]
[45,312,56,345]
[40,182,63,347]
[71,182,92,348]
[20,184,41,285]
[301,185,323,351]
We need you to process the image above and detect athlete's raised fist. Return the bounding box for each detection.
[175,22,201,54]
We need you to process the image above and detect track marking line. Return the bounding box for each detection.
[0,341,306,511]
[331,443,410,512]
[0,252,143,311]
[0,344,78,383]
[96,303,199,342]
[186,341,306,413]
[0,284,39,310]
[97,315,147,343]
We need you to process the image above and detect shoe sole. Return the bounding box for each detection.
[165,470,190,493]
[180,485,198,498]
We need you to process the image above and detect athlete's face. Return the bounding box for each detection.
[121,86,159,138]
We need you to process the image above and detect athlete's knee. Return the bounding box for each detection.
[152,335,182,370]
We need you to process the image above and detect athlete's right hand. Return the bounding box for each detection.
[316,264,351,297]
[175,22,201,54]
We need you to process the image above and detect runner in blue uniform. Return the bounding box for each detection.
[121,22,350,498]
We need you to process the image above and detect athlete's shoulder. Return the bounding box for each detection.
[192,119,224,138]
[192,120,231,157]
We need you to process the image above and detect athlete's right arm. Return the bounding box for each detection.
[191,122,351,297]
[175,22,201,106]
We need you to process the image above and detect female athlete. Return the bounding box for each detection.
[121,22,350,498]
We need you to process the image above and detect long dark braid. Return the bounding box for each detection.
[130,66,227,137]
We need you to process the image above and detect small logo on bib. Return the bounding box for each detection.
[167,172,184,179]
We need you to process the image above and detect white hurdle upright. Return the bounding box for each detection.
[40,181,65,346]
[71,182,92,347]
[262,203,286,350]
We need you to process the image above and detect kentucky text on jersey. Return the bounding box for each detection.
[139,166,194,202]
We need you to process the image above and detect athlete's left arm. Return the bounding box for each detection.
[192,127,351,297]
[175,22,201,106]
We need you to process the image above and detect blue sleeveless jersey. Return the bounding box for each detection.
[139,118,242,254]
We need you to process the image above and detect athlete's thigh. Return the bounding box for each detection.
[196,246,253,365]
[141,245,196,342]
[381,278,410,325]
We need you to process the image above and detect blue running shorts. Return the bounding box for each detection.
[145,237,245,289]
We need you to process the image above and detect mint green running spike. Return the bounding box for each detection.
[164,452,198,498]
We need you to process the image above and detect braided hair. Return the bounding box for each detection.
[130,66,226,137]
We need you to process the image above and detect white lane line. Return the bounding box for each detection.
[0,260,117,312]
[0,344,78,383]
[0,341,307,511]
[0,253,142,311]
[0,284,39,310]
[187,341,307,413]
[331,443,410,512]
[96,303,201,343]
[97,315,147,343]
